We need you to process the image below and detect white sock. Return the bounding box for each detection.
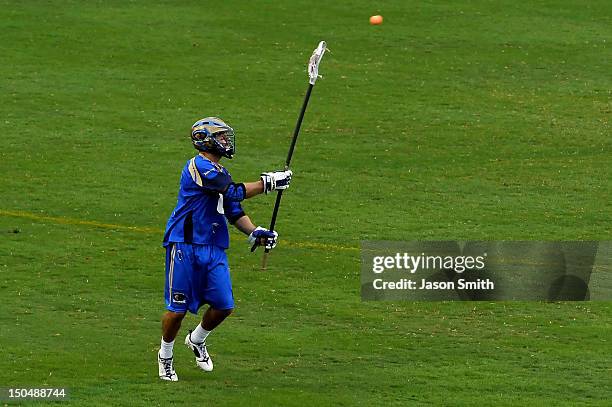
[160,338,174,359]
[190,323,211,344]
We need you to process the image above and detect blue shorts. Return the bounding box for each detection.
[164,243,234,314]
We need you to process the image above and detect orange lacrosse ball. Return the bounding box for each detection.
[369,15,383,25]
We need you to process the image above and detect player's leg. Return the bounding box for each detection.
[161,311,186,347]
[158,311,184,382]
[185,245,235,372]
[202,306,233,331]
[158,243,194,381]
[188,307,233,347]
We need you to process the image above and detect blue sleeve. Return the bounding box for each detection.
[223,182,246,202]
[224,200,246,224]
[189,157,245,201]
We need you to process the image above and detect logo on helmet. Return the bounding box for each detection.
[191,117,235,159]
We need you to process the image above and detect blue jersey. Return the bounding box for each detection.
[163,155,246,249]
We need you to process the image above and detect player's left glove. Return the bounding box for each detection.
[261,170,292,194]
[248,226,278,250]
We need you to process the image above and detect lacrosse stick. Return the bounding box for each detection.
[251,41,328,270]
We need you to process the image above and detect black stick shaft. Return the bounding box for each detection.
[284,83,314,168]
[251,83,314,253]
[268,83,314,230]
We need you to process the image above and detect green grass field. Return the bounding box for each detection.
[1,1,610,405]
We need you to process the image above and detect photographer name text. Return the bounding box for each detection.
[372,278,494,290]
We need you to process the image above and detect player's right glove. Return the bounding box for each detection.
[261,170,292,194]
[248,226,279,250]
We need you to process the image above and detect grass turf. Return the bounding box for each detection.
[0,0,610,405]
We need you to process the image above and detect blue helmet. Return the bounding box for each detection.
[190,117,235,158]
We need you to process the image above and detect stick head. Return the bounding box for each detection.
[308,41,328,85]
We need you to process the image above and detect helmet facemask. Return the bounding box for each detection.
[191,117,235,159]
[210,130,235,158]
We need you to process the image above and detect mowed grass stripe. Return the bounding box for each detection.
[0,208,358,252]
[0,209,159,234]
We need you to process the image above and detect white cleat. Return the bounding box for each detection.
[158,351,178,381]
[185,331,213,372]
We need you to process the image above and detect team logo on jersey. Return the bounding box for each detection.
[172,292,187,304]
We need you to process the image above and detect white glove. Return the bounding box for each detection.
[248,226,279,250]
[261,170,292,194]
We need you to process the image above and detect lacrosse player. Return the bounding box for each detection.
[157,117,292,381]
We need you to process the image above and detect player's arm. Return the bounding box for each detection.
[231,214,279,250]
[224,201,267,240]
[243,180,264,198]
[193,168,255,201]
[233,215,257,235]
[236,170,293,199]
[199,168,292,201]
